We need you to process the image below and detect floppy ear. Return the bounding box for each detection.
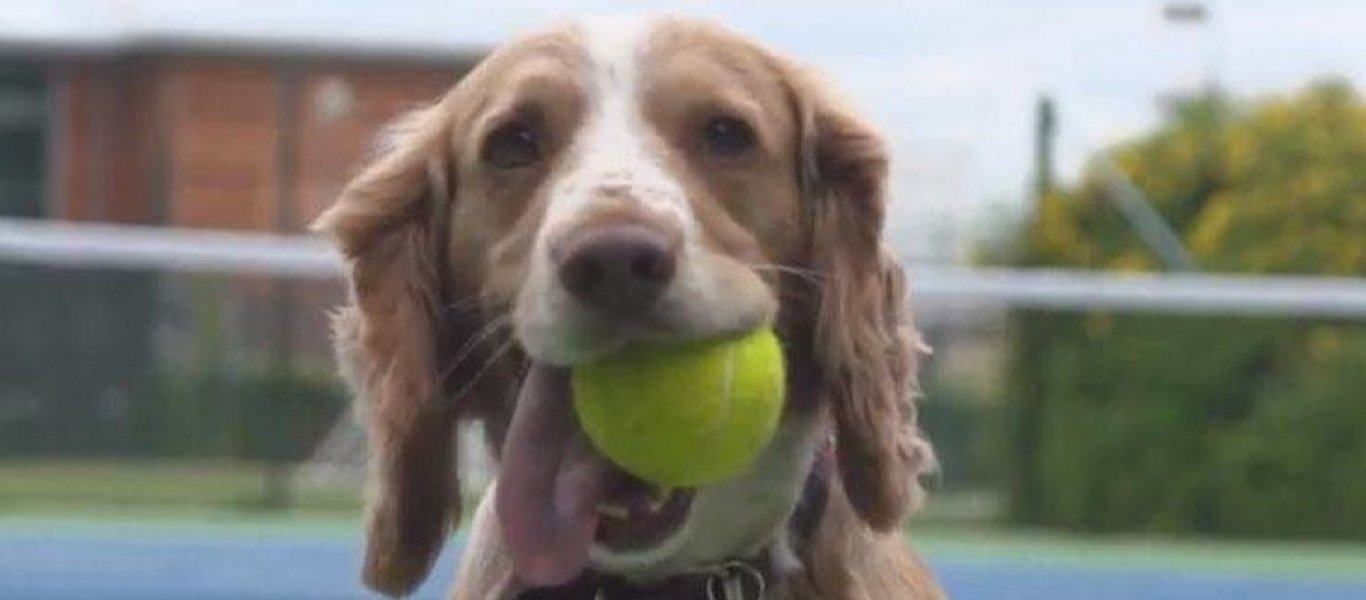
[790,72,936,532]
[314,101,503,597]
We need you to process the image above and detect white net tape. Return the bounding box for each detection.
[3,217,1364,318]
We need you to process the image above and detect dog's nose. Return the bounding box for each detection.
[555,224,677,315]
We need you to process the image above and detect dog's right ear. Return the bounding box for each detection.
[779,61,936,533]
[313,100,466,597]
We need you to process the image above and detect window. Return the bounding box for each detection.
[0,64,46,218]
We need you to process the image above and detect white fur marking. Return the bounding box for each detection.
[515,17,772,367]
[539,17,696,240]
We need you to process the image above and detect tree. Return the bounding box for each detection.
[1002,81,1366,538]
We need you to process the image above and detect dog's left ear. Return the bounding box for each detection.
[785,67,935,532]
[311,92,526,597]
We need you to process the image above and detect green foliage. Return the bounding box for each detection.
[1004,81,1366,539]
[134,364,347,509]
[918,379,1004,492]
[125,364,346,463]
[228,366,347,464]
[0,269,346,465]
[1209,330,1366,538]
[0,266,157,456]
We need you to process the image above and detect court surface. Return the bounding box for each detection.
[3,518,1365,600]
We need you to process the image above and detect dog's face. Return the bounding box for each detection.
[317,16,931,597]
[457,18,805,366]
[452,18,817,585]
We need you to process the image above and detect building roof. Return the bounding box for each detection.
[1,1,493,61]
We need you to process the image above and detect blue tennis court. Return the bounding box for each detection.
[3,519,1365,600]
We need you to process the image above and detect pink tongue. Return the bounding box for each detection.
[496,365,609,587]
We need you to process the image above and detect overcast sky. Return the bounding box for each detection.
[10,0,1366,256]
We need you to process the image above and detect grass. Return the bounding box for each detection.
[0,459,362,516]
[908,524,1366,579]
[910,490,1366,578]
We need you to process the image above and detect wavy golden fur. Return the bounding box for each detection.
[315,17,941,600]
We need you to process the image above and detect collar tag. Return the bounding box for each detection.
[705,561,766,600]
[591,560,766,600]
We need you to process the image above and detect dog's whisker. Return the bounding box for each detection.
[442,294,485,317]
[751,264,824,286]
[445,316,511,380]
[449,337,516,400]
[773,287,813,304]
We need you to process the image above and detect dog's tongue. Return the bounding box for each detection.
[496,365,609,587]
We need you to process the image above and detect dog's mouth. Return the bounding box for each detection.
[496,364,695,588]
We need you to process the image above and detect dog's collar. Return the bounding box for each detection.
[514,441,833,600]
[517,560,766,600]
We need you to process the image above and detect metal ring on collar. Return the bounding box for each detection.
[705,561,766,600]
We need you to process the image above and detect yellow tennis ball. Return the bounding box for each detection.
[572,328,786,488]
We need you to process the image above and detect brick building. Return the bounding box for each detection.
[0,37,480,230]
[0,22,486,458]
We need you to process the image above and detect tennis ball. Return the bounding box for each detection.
[572,328,786,488]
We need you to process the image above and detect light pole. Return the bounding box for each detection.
[1162,1,1219,95]
[1072,3,1220,272]
[1163,0,1226,200]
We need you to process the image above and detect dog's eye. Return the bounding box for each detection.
[482,120,540,169]
[702,116,755,157]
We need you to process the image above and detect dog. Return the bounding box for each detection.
[314,15,943,600]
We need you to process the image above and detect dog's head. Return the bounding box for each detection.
[315,16,933,596]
